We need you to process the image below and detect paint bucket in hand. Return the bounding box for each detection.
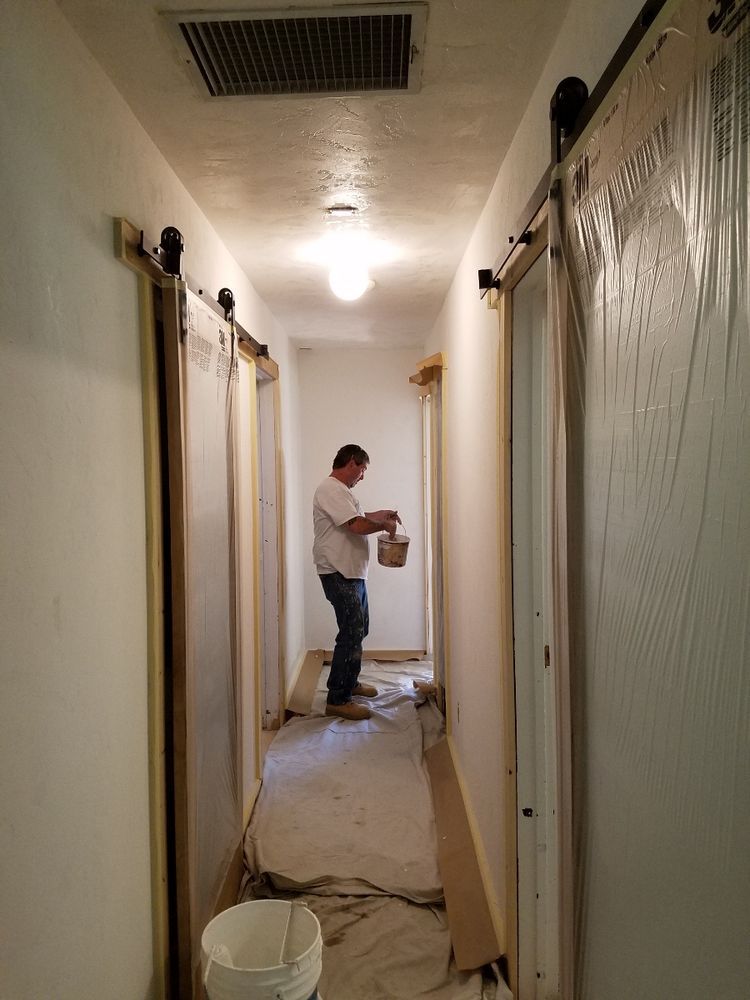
[201,900,323,1000]
[377,532,410,568]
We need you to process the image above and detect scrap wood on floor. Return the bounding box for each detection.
[241,660,498,999]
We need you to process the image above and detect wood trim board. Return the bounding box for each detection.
[137,276,170,1000]
[497,287,518,996]
[286,649,326,716]
[409,350,445,385]
[239,340,284,736]
[430,365,449,719]
[487,202,549,310]
[240,339,280,381]
[246,357,263,782]
[254,352,279,380]
[409,357,449,717]
[272,378,287,713]
[160,279,193,997]
[236,349,263,813]
[550,201,577,1000]
[114,216,166,284]
[425,738,501,971]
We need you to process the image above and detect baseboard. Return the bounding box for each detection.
[446,734,508,955]
[323,648,426,663]
[286,647,311,707]
[425,736,503,971]
[286,648,325,716]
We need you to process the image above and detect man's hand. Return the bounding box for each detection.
[383,517,398,538]
[366,509,401,525]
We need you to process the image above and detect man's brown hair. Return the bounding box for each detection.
[332,444,370,469]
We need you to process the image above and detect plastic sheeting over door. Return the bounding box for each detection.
[161,281,242,995]
[550,1,749,995]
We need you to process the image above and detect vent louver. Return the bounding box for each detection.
[167,4,428,97]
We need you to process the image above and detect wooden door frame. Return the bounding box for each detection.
[410,353,448,715]
[490,201,568,997]
[253,364,285,730]
[236,347,263,827]
[135,274,171,1000]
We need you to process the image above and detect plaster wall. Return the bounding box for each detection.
[299,348,425,652]
[423,0,645,946]
[0,3,303,996]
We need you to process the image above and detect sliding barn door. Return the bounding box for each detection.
[551,3,749,995]
[161,279,243,997]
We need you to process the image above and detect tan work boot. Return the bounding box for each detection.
[352,682,378,698]
[325,702,371,721]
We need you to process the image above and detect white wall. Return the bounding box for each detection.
[299,348,425,651]
[0,3,303,997]
[423,0,645,950]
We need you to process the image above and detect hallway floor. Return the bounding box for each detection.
[241,660,498,998]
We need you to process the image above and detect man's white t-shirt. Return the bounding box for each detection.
[313,476,369,579]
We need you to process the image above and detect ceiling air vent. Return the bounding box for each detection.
[165,4,428,98]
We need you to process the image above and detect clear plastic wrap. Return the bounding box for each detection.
[182,291,242,960]
[550,1,749,995]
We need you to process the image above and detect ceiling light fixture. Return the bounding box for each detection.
[297,231,398,302]
[328,260,371,301]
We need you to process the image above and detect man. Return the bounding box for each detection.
[313,444,400,721]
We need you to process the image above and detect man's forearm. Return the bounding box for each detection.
[347,515,391,535]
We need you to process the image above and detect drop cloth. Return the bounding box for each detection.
[293,893,489,1000]
[242,661,496,999]
[245,661,442,903]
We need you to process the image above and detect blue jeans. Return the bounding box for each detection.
[319,572,369,704]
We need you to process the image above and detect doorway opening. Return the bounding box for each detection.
[510,248,558,998]
[493,201,560,998]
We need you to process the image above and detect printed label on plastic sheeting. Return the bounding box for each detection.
[187,299,238,381]
[709,27,749,160]
[188,332,213,372]
[707,0,750,37]
[565,0,749,260]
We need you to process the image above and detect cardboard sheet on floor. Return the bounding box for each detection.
[245,662,442,903]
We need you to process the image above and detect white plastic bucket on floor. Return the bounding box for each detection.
[201,900,323,1000]
[377,532,410,568]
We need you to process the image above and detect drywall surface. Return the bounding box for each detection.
[299,349,425,652]
[0,3,301,996]
[423,0,645,948]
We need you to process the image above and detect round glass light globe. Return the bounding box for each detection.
[329,261,370,301]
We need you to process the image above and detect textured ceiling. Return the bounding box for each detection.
[57,0,570,347]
